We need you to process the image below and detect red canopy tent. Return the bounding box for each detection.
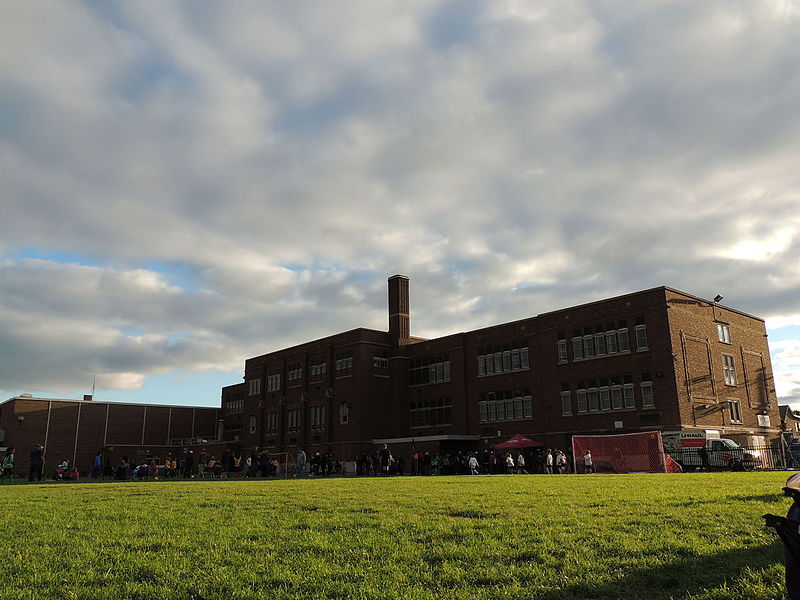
[494,434,545,449]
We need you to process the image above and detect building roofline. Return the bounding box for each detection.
[1,395,219,411]
[245,327,389,362]
[661,286,766,323]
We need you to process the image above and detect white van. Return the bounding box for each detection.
[662,430,761,470]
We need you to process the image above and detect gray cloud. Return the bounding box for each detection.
[2,1,800,402]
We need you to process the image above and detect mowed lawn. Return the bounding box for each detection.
[0,472,792,600]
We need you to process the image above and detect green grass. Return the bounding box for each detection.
[0,472,793,599]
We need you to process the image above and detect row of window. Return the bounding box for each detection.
[410,397,452,428]
[560,373,654,415]
[479,393,534,423]
[265,412,279,434]
[226,394,244,414]
[288,362,303,382]
[373,351,389,369]
[335,351,353,372]
[310,405,326,431]
[310,358,327,377]
[267,369,281,392]
[560,324,648,363]
[477,341,529,377]
[410,356,451,386]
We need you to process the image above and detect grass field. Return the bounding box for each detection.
[0,472,793,600]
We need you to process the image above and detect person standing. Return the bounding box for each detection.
[505,452,515,474]
[296,449,306,478]
[92,452,102,479]
[379,444,391,477]
[517,453,528,474]
[468,453,480,475]
[183,450,195,478]
[545,449,554,474]
[556,450,567,474]
[583,450,594,474]
[28,444,45,482]
[1,447,15,484]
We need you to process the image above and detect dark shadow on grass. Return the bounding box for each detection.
[736,494,787,503]
[533,541,784,600]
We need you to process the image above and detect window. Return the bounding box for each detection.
[583,336,595,359]
[477,342,528,376]
[310,358,327,377]
[728,399,742,423]
[265,412,278,434]
[412,397,452,427]
[723,354,736,385]
[248,378,261,396]
[594,334,606,356]
[557,340,568,363]
[572,337,584,360]
[287,408,300,432]
[335,351,353,372]
[249,415,257,434]
[311,405,326,431]
[478,389,531,423]
[617,329,630,352]
[606,331,618,354]
[623,385,635,409]
[339,401,349,424]
[588,390,599,412]
[635,325,648,350]
[717,323,731,344]
[577,390,588,413]
[599,389,611,411]
[561,391,572,415]
[373,351,389,368]
[611,387,623,410]
[267,369,281,392]
[411,356,451,385]
[288,362,303,382]
[641,383,654,408]
[226,395,244,414]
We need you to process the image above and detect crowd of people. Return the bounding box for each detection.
[351,447,580,476]
[2,442,594,483]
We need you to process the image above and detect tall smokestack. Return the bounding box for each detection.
[388,274,410,346]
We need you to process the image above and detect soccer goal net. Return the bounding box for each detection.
[572,431,673,474]
[271,452,296,476]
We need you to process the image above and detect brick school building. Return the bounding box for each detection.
[220,276,780,461]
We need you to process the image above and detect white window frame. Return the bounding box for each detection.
[618,329,630,352]
[623,385,635,409]
[599,388,611,411]
[594,334,606,356]
[717,323,731,344]
[728,399,742,422]
[248,378,261,396]
[606,332,618,354]
[641,382,654,408]
[611,387,623,410]
[635,325,648,351]
[723,354,736,386]
[583,336,595,359]
[557,340,568,363]
[572,337,584,360]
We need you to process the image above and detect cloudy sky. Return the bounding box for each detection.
[1,1,799,408]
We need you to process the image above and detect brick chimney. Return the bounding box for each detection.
[388,274,410,346]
